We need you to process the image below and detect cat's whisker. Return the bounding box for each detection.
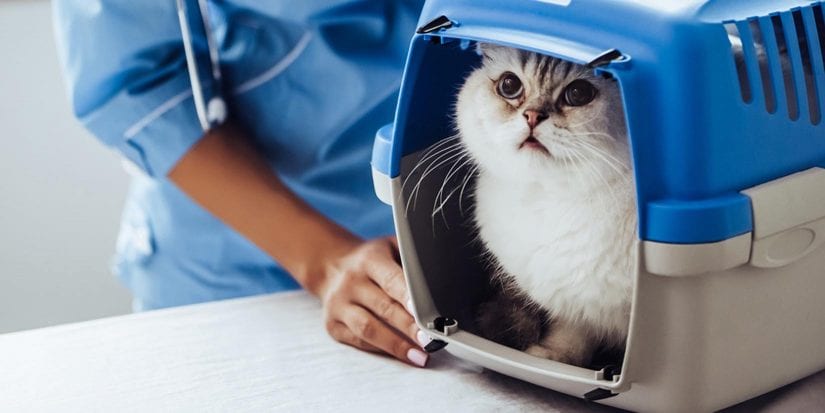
[402,143,460,201]
[458,164,480,215]
[575,139,625,165]
[402,135,462,192]
[432,152,473,226]
[432,185,462,221]
[574,145,625,181]
[560,146,578,184]
[567,147,601,198]
[566,135,629,176]
[434,149,470,204]
[419,134,461,159]
[407,152,462,216]
[567,104,605,128]
[566,147,592,190]
[569,131,615,142]
[404,144,465,215]
[568,139,629,180]
[574,145,624,208]
[406,137,463,182]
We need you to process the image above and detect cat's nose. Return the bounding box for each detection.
[523,109,548,129]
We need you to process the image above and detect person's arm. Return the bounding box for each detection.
[168,124,429,367]
[53,0,427,367]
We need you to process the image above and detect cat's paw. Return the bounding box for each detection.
[525,344,555,359]
[524,344,589,367]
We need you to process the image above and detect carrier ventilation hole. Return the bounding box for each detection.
[725,23,752,102]
[771,15,799,121]
[815,4,825,124]
[730,5,825,125]
[748,18,778,114]
[794,9,820,125]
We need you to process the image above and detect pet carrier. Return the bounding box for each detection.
[371,1,825,411]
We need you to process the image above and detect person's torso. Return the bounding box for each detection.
[116,0,423,309]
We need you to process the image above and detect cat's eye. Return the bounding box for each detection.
[563,79,598,107]
[496,72,524,99]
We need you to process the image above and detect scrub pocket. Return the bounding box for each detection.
[114,201,155,271]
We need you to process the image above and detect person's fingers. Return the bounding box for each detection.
[340,305,428,367]
[365,250,408,306]
[327,321,381,353]
[386,236,401,263]
[350,282,419,344]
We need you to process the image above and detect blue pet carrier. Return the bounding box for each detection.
[371,1,825,411]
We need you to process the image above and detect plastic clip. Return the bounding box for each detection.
[424,340,448,353]
[583,388,618,401]
[417,15,453,34]
[586,48,623,68]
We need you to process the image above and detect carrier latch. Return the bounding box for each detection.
[742,167,825,268]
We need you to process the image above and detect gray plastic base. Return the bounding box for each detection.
[375,157,825,412]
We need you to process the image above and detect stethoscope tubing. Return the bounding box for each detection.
[175,0,226,131]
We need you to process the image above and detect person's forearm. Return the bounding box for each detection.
[167,123,359,295]
[168,123,427,366]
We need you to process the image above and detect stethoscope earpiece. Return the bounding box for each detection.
[207,97,227,125]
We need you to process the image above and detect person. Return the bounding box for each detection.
[53,0,430,367]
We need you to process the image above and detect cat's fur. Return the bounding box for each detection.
[457,44,637,367]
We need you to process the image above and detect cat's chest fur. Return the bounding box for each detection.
[474,171,637,343]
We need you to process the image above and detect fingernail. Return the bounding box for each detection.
[407,348,429,367]
[416,330,432,347]
[405,298,414,312]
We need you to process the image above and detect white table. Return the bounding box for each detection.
[1,291,823,412]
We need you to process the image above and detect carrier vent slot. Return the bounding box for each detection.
[748,18,778,113]
[771,15,800,121]
[725,23,753,102]
[793,9,821,125]
[728,5,825,124]
[816,5,825,68]
[815,5,825,118]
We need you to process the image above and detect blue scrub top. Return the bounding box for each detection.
[53,0,423,310]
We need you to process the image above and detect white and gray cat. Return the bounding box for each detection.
[457,44,637,368]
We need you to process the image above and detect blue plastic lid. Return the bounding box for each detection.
[377,0,825,244]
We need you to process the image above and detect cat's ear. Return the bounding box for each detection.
[475,42,487,57]
[476,42,506,60]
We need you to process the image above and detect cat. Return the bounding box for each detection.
[456,44,637,368]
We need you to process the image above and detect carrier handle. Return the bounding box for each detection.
[372,124,395,205]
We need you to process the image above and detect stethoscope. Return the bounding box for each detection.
[175,0,227,131]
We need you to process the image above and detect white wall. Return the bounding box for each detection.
[0,0,132,333]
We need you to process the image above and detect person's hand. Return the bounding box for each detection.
[317,236,429,367]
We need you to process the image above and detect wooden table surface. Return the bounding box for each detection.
[1,291,822,412]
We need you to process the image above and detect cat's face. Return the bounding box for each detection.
[456,44,631,185]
